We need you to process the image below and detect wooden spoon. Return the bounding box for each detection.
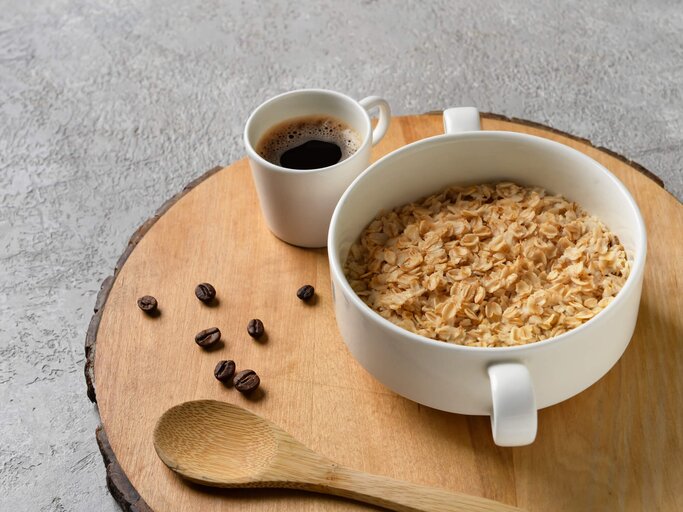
[153,400,522,512]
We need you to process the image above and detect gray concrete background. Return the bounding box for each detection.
[1,0,681,510]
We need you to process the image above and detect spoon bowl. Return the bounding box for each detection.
[154,400,279,485]
[153,400,523,511]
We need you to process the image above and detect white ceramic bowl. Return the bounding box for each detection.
[327,108,646,446]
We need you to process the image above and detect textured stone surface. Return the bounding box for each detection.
[0,0,681,510]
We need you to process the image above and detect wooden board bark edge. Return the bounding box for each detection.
[96,426,154,512]
[82,114,674,512]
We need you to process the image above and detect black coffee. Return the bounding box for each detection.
[256,115,361,170]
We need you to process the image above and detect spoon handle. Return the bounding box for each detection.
[308,465,522,512]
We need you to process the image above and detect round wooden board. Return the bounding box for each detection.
[87,114,683,512]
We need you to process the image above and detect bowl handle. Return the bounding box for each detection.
[487,362,537,446]
[443,107,481,134]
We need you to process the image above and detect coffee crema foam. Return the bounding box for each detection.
[257,115,362,168]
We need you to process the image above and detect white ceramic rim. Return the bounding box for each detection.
[243,88,373,175]
[328,130,647,353]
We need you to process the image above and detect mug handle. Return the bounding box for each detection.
[488,363,537,446]
[443,107,481,133]
[359,96,391,146]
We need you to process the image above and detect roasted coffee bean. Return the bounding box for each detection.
[214,360,236,382]
[247,319,265,339]
[296,284,315,301]
[195,327,221,347]
[195,282,216,302]
[137,295,158,313]
[233,369,260,393]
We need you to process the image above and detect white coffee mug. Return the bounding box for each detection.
[244,89,391,248]
[328,107,646,446]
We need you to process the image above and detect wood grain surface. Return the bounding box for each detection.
[91,114,683,512]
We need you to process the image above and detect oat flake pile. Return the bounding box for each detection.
[344,182,630,347]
